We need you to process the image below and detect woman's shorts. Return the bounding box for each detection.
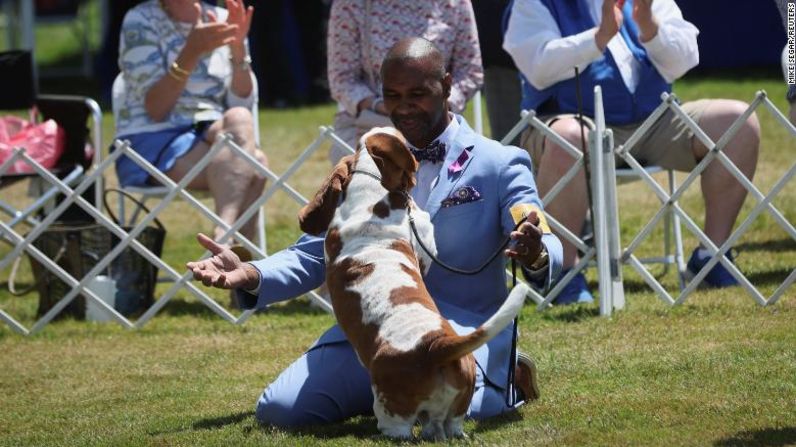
[114,121,213,187]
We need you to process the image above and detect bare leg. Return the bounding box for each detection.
[691,100,760,248]
[533,118,590,269]
[167,107,268,242]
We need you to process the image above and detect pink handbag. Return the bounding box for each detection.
[0,115,65,175]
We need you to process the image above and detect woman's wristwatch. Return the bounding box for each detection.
[231,54,252,72]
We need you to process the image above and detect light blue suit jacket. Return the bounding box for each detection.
[241,116,563,390]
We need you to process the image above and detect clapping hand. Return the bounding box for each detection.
[183,3,239,58]
[632,0,658,42]
[225,0,254,52]
[595,0,657,48]
[595,0,625,51]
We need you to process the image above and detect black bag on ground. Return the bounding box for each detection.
[30,191,165,319]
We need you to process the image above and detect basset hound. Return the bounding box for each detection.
[298,127,529,440]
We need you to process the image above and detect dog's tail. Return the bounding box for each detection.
[429,283,530,364]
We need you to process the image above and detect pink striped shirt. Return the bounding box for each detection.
[328,0,483,116]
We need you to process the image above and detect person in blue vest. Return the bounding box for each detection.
[186,37,563,426]
[504,0,761,304]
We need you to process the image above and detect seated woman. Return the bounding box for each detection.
[327,0,484,163]
[114,0,268,243]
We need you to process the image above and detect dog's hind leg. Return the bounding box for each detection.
[444,415,467,439]
[421,419,447,441]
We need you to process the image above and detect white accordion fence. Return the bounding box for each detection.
[0,89,793,335]
[0,126,353,335]
[492,87,793,315]
[600,89,795,311]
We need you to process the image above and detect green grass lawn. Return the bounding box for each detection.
[2,14,796,444]
[0,291,794,446]
[1,76,793,446]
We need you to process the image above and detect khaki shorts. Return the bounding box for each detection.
[519,99,712,173]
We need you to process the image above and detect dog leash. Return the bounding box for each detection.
[506,258,521,408]
[351,169,529,274]
[408,202,527,408]
[350,169,382,183]
[407,205,527,276]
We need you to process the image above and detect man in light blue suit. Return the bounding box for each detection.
[187,38,563,427]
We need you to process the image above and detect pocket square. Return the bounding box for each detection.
[441,185,482,208]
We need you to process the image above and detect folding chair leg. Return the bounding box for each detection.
[661,172,673,277]
[117,191,126,227]
[669,169,686,290]
[257,207,266,254]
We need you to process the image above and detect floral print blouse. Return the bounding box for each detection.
[328,0,484,116]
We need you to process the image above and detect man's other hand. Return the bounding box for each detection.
[186,233,259,290]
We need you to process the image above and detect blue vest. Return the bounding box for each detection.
[519,0,671,125]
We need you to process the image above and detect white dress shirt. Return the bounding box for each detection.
[409,114,461,209]
[503,0,700,93]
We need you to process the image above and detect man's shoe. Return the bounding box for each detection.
[554,269,594,305]
[515,351,540,402]
[685,248,739,288]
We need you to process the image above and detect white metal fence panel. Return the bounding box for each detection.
[605,90,794,310]
[1,127,360,334]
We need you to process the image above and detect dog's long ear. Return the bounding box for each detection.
[366,132,418,191]
[298,155,354,235]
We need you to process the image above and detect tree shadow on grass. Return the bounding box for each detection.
[743,268,795,288]
[155,298,218,318]
[621,266,794,293]
[191,410,521,440]
[151,295,328,318]
[280,416,381,440]
[541,305,599,323]
[621,278,665,294]
[735,238,796,254]
[471,410,524,434]
[192,411,254,430]
[147,411,255,437]
[262,298,329,317]
[713,426,796,447]
[280,412,521,440]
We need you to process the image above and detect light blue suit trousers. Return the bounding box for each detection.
[255,340,513,426]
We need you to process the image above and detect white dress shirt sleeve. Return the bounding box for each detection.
[503,0,700,90]
[504,0,603,91]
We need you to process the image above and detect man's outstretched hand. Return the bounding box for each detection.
[186,233,259,290]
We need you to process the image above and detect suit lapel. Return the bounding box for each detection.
[426,116,478,220]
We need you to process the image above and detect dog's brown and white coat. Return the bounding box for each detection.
[298,127,528,440]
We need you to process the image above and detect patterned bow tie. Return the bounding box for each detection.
[410,141,447,164]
